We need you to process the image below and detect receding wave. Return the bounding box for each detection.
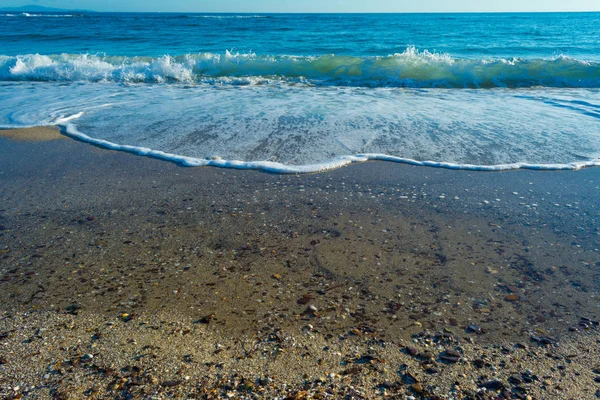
[1,47,600,88]
[60,122,600,174]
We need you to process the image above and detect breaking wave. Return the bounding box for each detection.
[1,47,599,88]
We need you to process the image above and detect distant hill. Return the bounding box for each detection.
[0,5,94,12]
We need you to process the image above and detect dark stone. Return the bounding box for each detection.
[445,349,461,358]
[405,346,419,356]
[440,355,460,363]
[530,333,559,346]
[480,380,505,391]
[581,317,600,326]
[508,375,523,385]
[65,303,82,315]
[401,372,419,385]
[160,380,182,387]
[473,359,485,368]
[196,313,215,324]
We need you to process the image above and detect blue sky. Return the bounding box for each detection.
[4,0,600,12]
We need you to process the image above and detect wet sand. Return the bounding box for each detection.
[0,127,64,142]
[1,128,600,399]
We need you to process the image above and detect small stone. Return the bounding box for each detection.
[259,377,273,386]
[197,313,215,324]
[467,324,482,333]
[80,354,94,362]
[481,380,504,391]
[594,376,600,383]
[581,317,600,326]
[445,349,461,358]
[308,305,318,313]
[441,355,460,363]
[505,294,520,302]
[161,380,182,387]
[272,273,281,280]
[473,359,485,368]
[508,375,523,385]
[297,294,313,305]
[410,383,424,393]
[406,346,419,356]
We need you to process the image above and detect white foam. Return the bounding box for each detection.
[60,121,600,173]
[2,82,600,174]
[1,49,600,88]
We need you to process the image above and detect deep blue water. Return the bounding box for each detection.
[1,12,599,59]
[1,12,599,172]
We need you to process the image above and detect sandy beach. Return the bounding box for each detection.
[1,127,600,399]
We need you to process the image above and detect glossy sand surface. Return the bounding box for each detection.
[0,133,599,398]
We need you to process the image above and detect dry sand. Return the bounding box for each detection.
[0,129,599,399]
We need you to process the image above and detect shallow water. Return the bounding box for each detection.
[1,12,600,172]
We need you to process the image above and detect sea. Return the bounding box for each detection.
[1,12,599,173]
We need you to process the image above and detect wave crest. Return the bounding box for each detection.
[1,48,599,88]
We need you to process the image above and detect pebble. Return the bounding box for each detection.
[445,349,461,358]
[441,355,460,363]
[505,294,520,302]
[406,346,419,356]
[480,380,504,391]
[410,383,424,393]
[508,375,523,385]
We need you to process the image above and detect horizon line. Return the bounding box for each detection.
[3,8,600,14]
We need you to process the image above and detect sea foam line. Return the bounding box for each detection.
[54,118,600,174]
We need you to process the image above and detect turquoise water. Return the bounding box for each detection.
[2,12,600,59]
[1,12,599,172]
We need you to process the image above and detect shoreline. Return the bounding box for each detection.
[61,123,600,173]
[1,130,600,398]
